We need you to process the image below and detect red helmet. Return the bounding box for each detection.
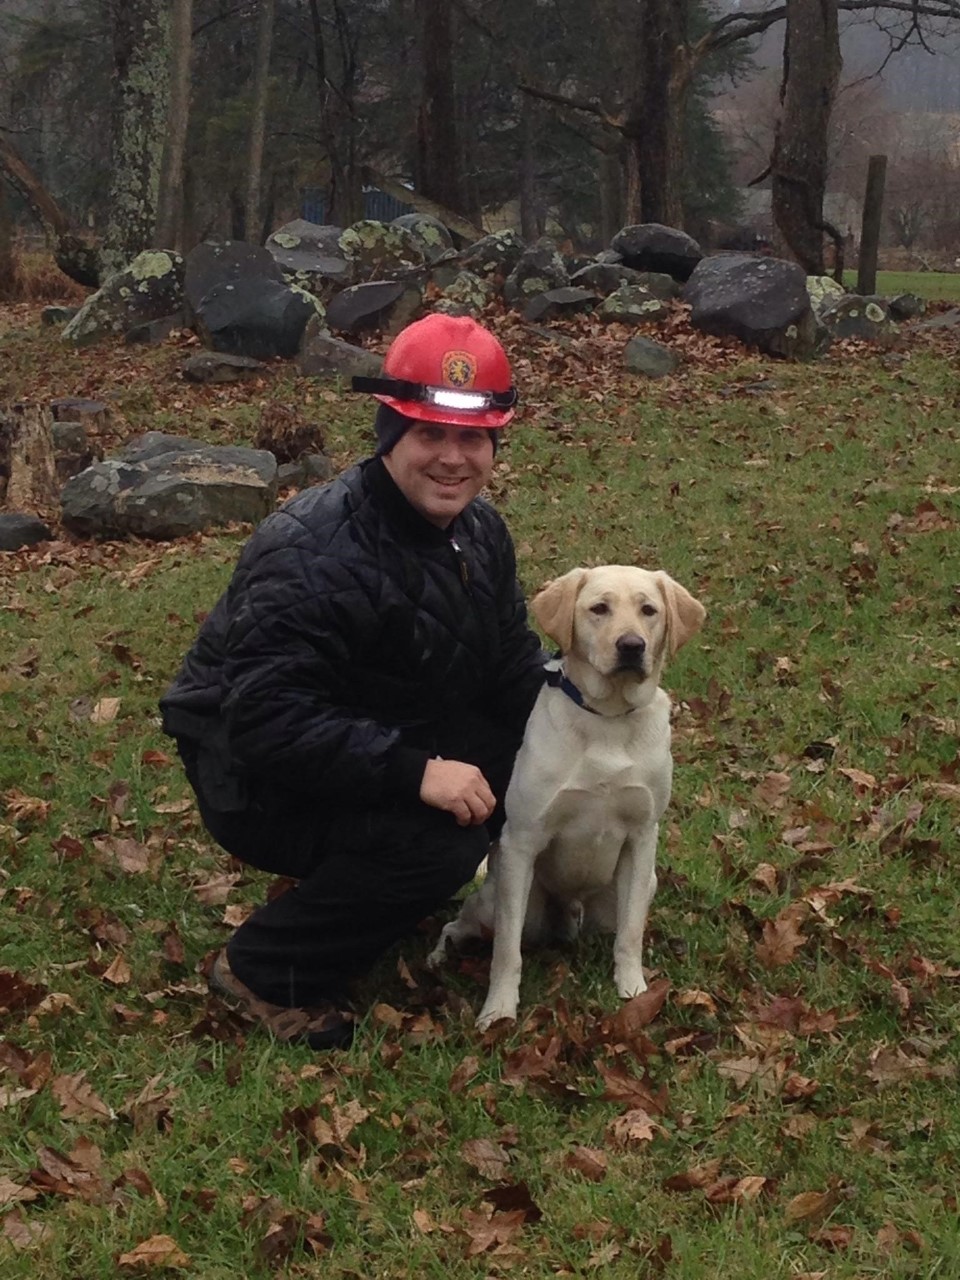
[352,313,517,428]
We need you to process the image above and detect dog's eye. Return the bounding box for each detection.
[589,602,610,616]
[641,604,658,617]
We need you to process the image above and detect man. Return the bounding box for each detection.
[160,314,545,1049]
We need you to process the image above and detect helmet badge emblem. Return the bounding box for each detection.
[441,350,477,389]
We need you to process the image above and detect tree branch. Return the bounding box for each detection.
[518,83,624,133]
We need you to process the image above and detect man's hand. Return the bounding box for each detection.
[420,758,496,827]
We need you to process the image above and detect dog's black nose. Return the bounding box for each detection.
[616,633,646,664]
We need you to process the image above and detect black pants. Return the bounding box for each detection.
[180,742,511,1008]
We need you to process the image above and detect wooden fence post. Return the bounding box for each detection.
[857,155,887,296]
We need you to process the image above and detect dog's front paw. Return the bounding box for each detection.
[615,966,648,999]
[475,1001,517,1033]
[426,933,451,972]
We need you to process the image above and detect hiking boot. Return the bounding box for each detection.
[208,949,355,1050]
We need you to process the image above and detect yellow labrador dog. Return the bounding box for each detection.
[428,565,705,1030]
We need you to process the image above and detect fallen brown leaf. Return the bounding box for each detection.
[118,1234,190,1269]
[564,1146,608,1182]
[102,953,131,986]
[755,902,809,968]
[51,1072,113,1121]
[449,1054,480,1094]
[607,1107,662,1146]
[461,1208,527,1256]
[0,1176,39,1207]
[784,1187,840,1225]
[2,1208,53,1250]
[90,696,121,725]
[460,1137,510,1180]
[663,1158,724,1192]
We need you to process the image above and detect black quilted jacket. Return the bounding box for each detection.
[160,457,545,811]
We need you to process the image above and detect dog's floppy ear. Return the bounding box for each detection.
[655,572,706,656]
[531,568,588,653]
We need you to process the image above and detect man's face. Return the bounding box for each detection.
[383,422,495,527]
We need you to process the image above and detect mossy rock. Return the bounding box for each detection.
[339,221,426,282]
[806,274,846,319]
[458,230,527,280]
[434,271,494,317]
[503,239,569,306]
[599,285,668,324]
[390,214,454,263]
[62,251,185,346]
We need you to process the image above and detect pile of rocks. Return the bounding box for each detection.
[51,216,926,381]
[8,216,928,551]
[0,398,334,549]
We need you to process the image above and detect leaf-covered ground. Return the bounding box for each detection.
[1,293,959,1279]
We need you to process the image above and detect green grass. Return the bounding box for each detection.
[1,312,959,1277]
[843,268,960,302]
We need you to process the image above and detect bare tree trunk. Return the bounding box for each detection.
[0,404,58,512]
[518,94,539,242]
[102,0,171,278]
[623,142,642,225]
[244,0,275,243]
[0,181,15,300]
[771,0,841,274]
[599,146,623,244]
[156,0,193,250]
[307,0,362,226]
[629,0,689,227]
[0,133,101,286]
[416,0,462,214]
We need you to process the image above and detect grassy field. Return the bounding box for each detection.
[843,269,960,303]
[1,300,959,1278]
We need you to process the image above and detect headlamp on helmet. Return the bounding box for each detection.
[350,313,517,429]
[352,376,517,416]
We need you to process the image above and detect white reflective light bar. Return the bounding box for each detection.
[424,387,491,411]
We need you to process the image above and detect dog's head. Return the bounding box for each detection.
[532,565,705,708]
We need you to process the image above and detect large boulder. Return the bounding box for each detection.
[623,336,678,379]
[0,513,54,551]
[458,229,526,280]
[599,284,668,324]
[325,280,423,335]
[524,287,597,323]
[183,240,283,325]
[390,213,454,263]
[503,238,569,306]
[41,305,79,328]
[434,271,495,317]
[806,274,846,320]
[61,435,278,539]
[194,277,324,359]
[820,295,898,345]
[570,262,642,296]
[61,251,185,346]
[338,220,426,283]
[611,224,702,282]
[265,220,350,297]
[296,316,383,380]
[124,312,186,345]
[888,293,925,321]
[683,254,819,358]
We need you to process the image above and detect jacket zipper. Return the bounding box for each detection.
[449,534,471,591]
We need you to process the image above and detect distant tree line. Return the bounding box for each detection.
[1,0,960,289]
